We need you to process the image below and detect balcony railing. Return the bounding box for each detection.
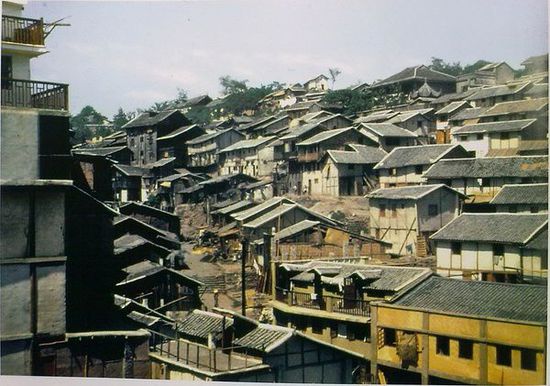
[297,151,321,163]
[2,15,45,45]
[275,287,370,317]
[2,78,69,110]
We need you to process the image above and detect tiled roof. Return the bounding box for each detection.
[327,145,387,165]
[176,310,234,339]
[297,127,354,146]
[387,108,434,124]
[393,276,547,323]
[242,204,298,229]
[448,107,489,122]
[114,164,149,177]
[373,65,456,87]
[73,146,130,157]
[145,157,176,168]
[466,82,531,101]
[430,213,547,244]
[275,220,319,241]
[358,123,418,138]
[480,98,548,117]
[233,325,292,352]
[119,260,165,284]
[423,156,548,178]
[523,228,548,250]
[355,110,399,123]
[430,89,478,105]
[218,136,275,153]
[211,200,254,215]
[123,110,182,129]
[231,197,293,222]
[524,83,548,98]
[186,128,241,145]
[452,119,536,135]
[374,144,459,169]
[157,124,202,141]
[490,183,548,205]
[367,184,465,200]
[434,101,470,115]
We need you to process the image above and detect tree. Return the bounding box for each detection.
[322,84,405,116]
[186,105,212,125]
[112,107,130,131]
[328,67,341,88]
[70,105,108,143]
[429,57,463,76]
[219,75,248,95]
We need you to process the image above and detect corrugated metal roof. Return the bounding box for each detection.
[374,144,458,169]
[430,213,548,244]
[452,119,536,135]
[490,183,548,205]
[423,155,548,178]
[176,310,234,339]
[393,276,547,323]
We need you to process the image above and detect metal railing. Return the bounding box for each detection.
[2,15,44,45]
[275,287,370,317]
[2,78,69,110]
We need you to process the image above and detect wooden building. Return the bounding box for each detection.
[367,184,466,256]
[156,123,206,168]
[119,201,181,235]
[370,65,456,96]
[219,136,277,178]
[186,128,245,173]
[465,82,532,108]
[490,183,548,213]
[357,122,418,152]
[431,213,548,283]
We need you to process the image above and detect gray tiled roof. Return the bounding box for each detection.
[187,128,240,145]
[523,228,548,250]
[448,107,489,122]
[373,65,456,87]
[423,156,548,178]
[374,144,458,169]
[434,101,470,116]
[327,145,387,165]
[430,213,548,244]
[297,127,354,146]
[123,110,181,129]
[157,124,202,141]
[480,98,548,117]
[393,276,547,323]
[490,183,548,205]
[218,136,275,153]
[275,220,319,240]
[359,123,418,138]
[233,325,292,352]
[430,89,478,105]
[367,184,464,200]
[231,197,293,221]
[120,260,165,283]
[355,110,399,123]
[466,82,531,100]
[176,310,234,339]
[211,200,253,215]
[452,119,536,135]
[73,146,129,157]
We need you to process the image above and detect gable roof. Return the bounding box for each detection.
[123,110,183,129]
[358,122,418,138]
[355,110,400,123]
[280,114,350,140]
[72,146,131,158]
[524,228,548,250]
[392,276,547,324]
[490,183,548,205]
[423,155,548,179]
[296,127,356,146]
[157,124,203,141]
[218,136,276,154]
[448,107,489,122]
[451,119,537,135]
[232,197,294,222]
[466,82,531,101]
[211,200,254,215]
[387,108,434,124]
[326,144,387,165]
[233,324,292,353]
[119,201,180,220]
[113,164,150,177]
[181,94,212,108]
[176,309,234,339]
[434,101,471,116]
[186,128,242,145]
[367,184,466,200]
[430,213,547,244]
[480,98,548,118]
[373,144,462,169]
[373,65,456,87]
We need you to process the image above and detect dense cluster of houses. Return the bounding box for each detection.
[1,1,548,384]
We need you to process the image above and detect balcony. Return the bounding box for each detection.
[297,151,321,163]
[2,15,45,46]
[2,78,69,110]
[275,287,370,318]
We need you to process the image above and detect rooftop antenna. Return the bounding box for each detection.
[44,17,71,39]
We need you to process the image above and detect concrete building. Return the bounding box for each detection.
[422,155,549,204]
[186,128,245,173]
[371,277,547,384]
[218,136,277,178]
[303,74,330,92]
[374,144,472,188]
[123,110,191,167]
[490,183,548,213]
[431,213,547,283]
[367,184,466,256]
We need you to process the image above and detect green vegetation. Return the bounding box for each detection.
[70,105,110,143]
[322,84,405,116]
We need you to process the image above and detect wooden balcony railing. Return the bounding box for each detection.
[275,287,370,317]
[2,78,69,110]
[2,15,44,45]
[297,151,321,163]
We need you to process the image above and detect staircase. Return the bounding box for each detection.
[416,234,428,257]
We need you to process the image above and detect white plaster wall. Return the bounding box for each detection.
[1,108,40,179]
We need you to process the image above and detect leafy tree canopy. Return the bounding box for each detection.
[322,85,405,116]
[70,105,109,143]
[112,107,131,131]
[219,75,248,95]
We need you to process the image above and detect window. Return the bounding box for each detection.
[311,318,323,334]
[337,324,347,338]
[417,121,423,129]
[458,340,473,359]
[428,204,439,216]
[384,328,397,347]
[415,165,423,175]
[521,349,537,371]
[496,345,512,367]
[493,244,504,257]
[380,204,386,217]
[436,336,450,356]
[476,133,484,140]
[501,132,510,140]
[451,242,461,255]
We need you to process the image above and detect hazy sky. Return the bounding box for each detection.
[24,0,548,117]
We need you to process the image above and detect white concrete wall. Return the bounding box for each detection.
[379,165,427,188]
[1,108,40,179]
[451,134,489,157]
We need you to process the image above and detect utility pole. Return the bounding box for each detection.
[241,237,249,316]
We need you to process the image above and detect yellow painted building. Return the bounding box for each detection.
[371,276,547,384]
